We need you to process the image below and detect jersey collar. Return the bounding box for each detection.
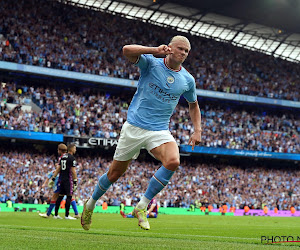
[164,58,182,72]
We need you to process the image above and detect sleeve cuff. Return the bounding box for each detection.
[134,55,141,65]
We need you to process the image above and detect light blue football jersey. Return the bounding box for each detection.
[127,54,197,131]
[47,171,59,189]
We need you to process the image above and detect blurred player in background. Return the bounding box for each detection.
[39,144,79,219]
[81,35,201,230]
[39,144,65,217]
[120,198,158,219]
[51,143,78,220]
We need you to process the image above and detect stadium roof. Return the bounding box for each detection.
[167,0,300,34]
[60,0,300,63]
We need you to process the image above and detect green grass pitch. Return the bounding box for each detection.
[1,212,300,249]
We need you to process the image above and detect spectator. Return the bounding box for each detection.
[0,149,299,210]
[1,82,299,153]
[0,0,299,101]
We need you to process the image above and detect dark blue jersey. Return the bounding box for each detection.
[59,153,76,182]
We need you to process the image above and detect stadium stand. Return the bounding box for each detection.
[0,148,299,211]
[0,0,299,101]
[0,0,299,216]
[1,82,299,153]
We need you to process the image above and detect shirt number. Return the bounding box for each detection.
[61,160,67,170]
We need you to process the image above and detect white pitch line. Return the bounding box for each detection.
[0,224,258,241]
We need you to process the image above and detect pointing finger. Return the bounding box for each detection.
[192,140,195,151]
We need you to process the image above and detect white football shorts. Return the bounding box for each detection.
[113,121,176,161]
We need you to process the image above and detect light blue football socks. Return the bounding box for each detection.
[137,166,175,209]
[87,172,112,210]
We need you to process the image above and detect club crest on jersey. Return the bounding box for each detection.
[167,76,175,84]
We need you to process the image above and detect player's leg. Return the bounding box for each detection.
[120,210,127,218]
[85,159,131,210]
[54,194,64,219]
[39,186,60,218]
[65,195,72,217]
[64,181,76,220]
[120,211,134,218]
[65,195,76,219]
[47,192,59,216]
[71,197,79,218]
[84,122,139,212]
[85,122,144,212]
[81,159,130,230]
[39,193,57,218]
[133,141,179,230]
[82,122,142,230]
[143,141,179,202]
[54,183,66,219]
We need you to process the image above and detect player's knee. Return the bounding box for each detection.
[164,158,180,171]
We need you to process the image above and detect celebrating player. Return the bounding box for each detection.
[51,143,78,220]
[81,35,201,230]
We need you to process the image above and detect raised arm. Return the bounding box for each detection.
[188,101,202,150]
[122,44,172,63]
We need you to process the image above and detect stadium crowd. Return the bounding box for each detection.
[0,0,299,101]
[1,82,300,153]
[0,151,299,211]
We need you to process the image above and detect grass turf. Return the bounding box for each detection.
[0,212,300,249]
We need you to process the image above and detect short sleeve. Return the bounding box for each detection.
[71,156,76,167]
[136,54,153,73]
[183,78,197,103]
